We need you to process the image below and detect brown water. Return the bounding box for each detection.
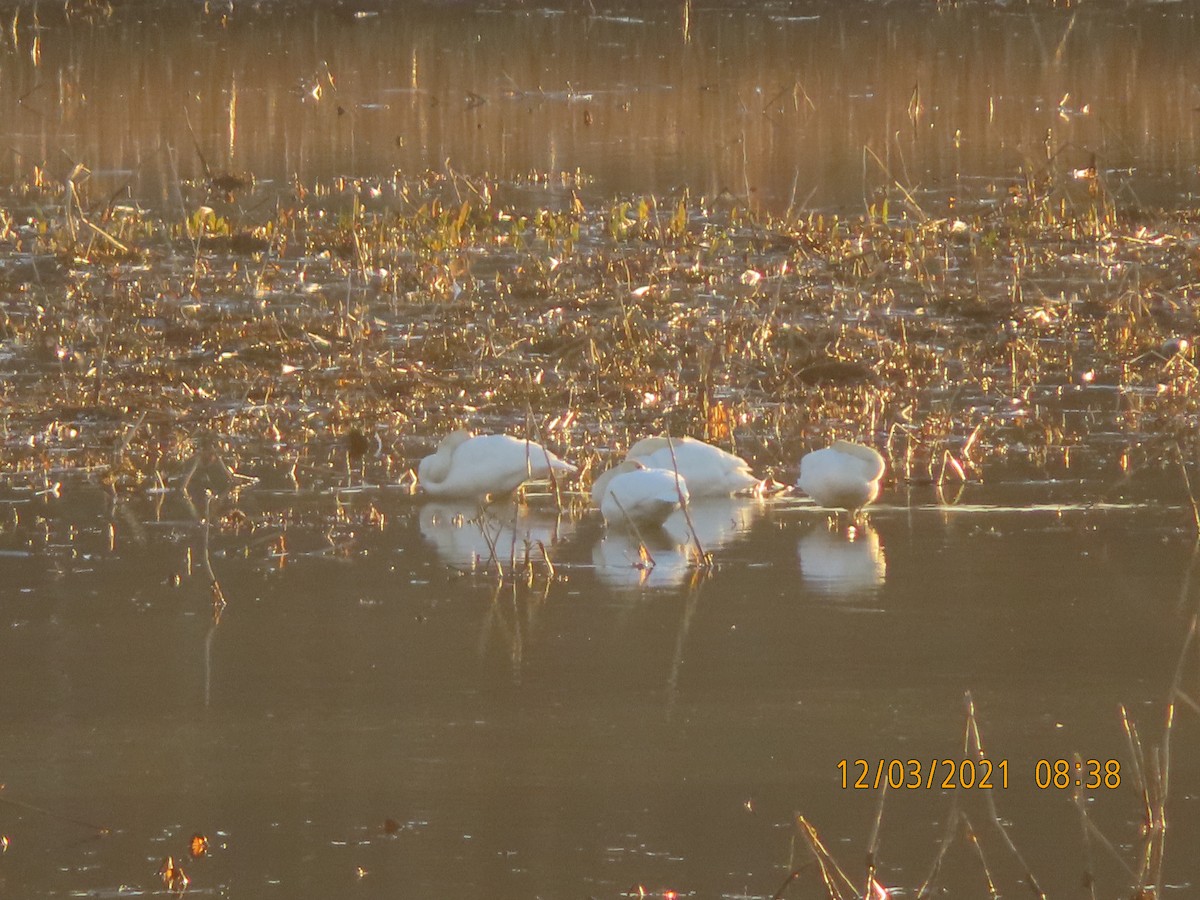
[3,2,1200,898]
[1,484,1198,898]
[2,1,1199,211]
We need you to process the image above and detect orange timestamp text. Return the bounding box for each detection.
[838,758,1008,790]
[837,758,1124,790]
[1034,758,1121,789]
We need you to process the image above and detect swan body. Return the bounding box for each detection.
[798,440,885,512]
[417,431,576,499]
[593,460,689,529]
[624,435,758,497]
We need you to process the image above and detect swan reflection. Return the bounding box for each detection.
[797,524,886,595]
[592,498,763,588]
[419,501,573,572]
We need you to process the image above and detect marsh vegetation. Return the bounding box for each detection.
[1,2,1199,899]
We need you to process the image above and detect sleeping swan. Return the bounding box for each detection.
[591,459,689,529]
[417,431,576,500]
[797,440,885,513]
[623,435,758,497]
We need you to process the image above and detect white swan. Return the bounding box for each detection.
[417,431,576,499]
[624,435,759,497]
[592,460,688,529]
[797,440,886,513]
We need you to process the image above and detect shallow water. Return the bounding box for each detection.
[2,1,1199,211]
[1,482,1198,898]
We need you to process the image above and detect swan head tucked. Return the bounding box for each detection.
[828,440,886,482]
[798,440,886,514]
[590,459,646,507]
[624,435,758,497]
[417,430,473,489]
[417,431,577,500]
[595,460,689,529]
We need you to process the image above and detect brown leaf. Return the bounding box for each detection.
[189,833,209,858]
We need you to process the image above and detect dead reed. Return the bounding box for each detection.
[2,159,1198,509]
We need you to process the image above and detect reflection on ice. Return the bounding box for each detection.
[419,501,573,572]
[592,498,763,588]
[797,524,886,595]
